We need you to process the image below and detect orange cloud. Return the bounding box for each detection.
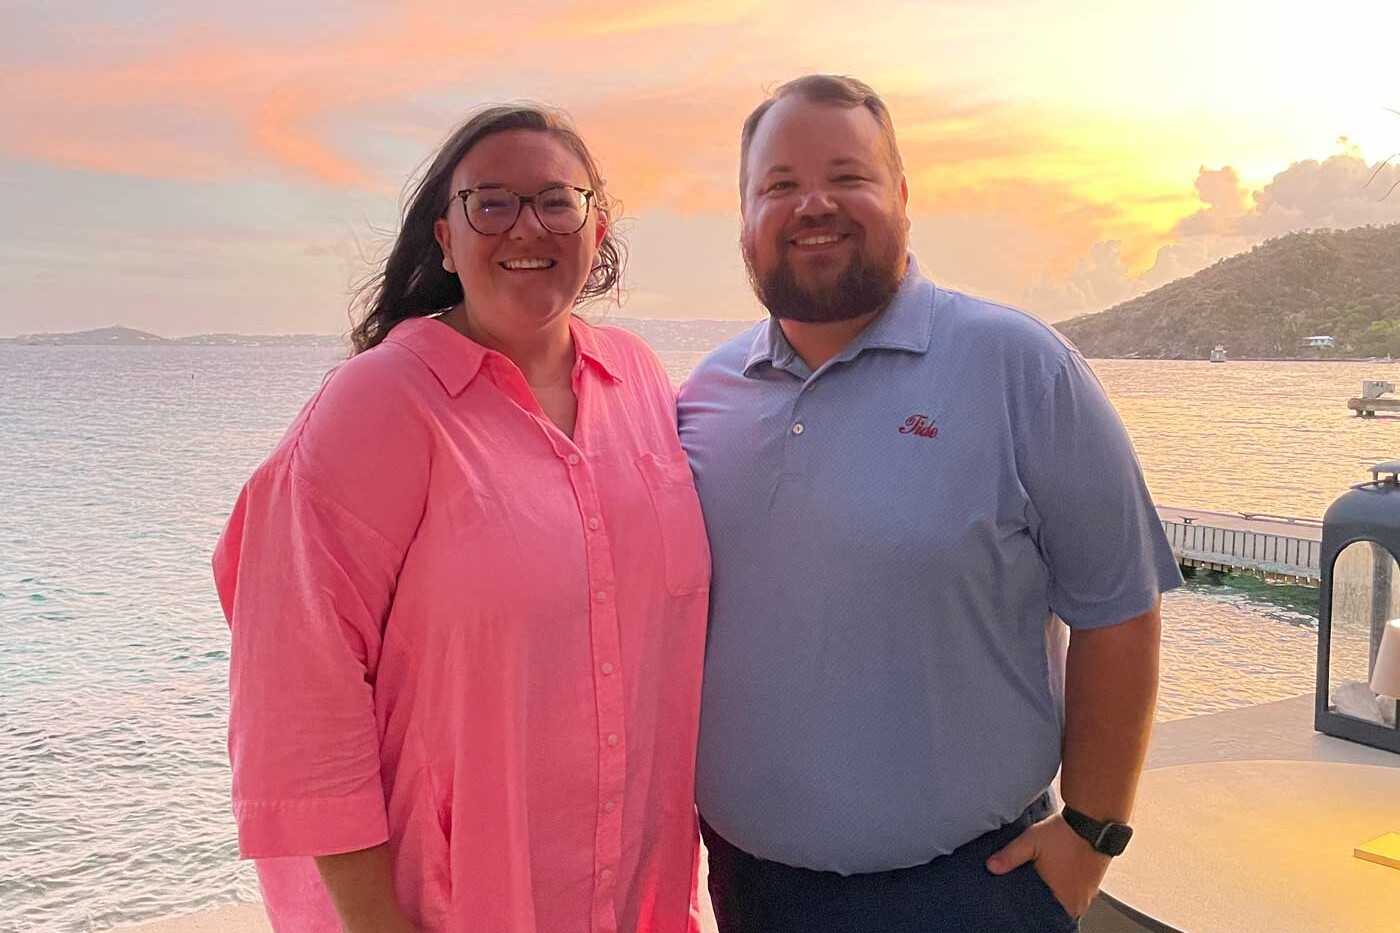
[572,83,751,215]
[252,92,370,188]
[560,0,760,35]
[0,3,532,186]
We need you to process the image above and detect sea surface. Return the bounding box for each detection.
[0,343,1395,931]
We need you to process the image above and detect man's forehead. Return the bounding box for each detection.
[749,98,885,159]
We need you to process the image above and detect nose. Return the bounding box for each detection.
[508,201,549,240]
[794,187,838,220]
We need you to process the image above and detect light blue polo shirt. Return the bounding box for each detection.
[677,257,1182,875]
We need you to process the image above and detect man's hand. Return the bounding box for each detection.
[985,814,1110,919]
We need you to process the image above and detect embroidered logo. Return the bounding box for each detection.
[899,414,939,438]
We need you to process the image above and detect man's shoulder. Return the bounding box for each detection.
[935,286,1075,357]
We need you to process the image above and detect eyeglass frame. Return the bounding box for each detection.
[449,184,596,236]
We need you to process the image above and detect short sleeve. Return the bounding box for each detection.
[1016,350,1183,629]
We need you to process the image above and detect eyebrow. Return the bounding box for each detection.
[465,179,575,190]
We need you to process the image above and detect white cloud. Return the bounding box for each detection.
[1024,149,1400,321]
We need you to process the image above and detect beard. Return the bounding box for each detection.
[743,223,906,324]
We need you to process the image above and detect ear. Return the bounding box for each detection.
[433,216,455,273]
[594,214,607,250]
[899,174,911,230]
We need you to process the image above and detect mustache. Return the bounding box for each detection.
[782,217,856,238]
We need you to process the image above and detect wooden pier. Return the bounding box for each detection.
[1157,505,1321,585]
[1349,379,1397,417]
[1348,395,1400,417]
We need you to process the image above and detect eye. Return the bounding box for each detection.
[539,193,577,212]
[765,180,796,194]
[834,174,867,184]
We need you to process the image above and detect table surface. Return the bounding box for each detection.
[1108,760,1400,932]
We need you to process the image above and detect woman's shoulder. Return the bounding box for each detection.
[583,320,669,382]
[304,340,433,438]
[253,337,436,510]
[587,319,656,357]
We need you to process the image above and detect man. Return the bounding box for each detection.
[677,75,1182,932]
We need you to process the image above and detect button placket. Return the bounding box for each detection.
[784,386,815,475]
[566,454,625,933]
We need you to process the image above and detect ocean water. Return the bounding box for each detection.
[0,344,1395,932]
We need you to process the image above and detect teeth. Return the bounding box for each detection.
[501,258,555,270]
[795,234,842,246]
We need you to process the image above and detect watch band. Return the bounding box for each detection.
[1061,806,1134,856]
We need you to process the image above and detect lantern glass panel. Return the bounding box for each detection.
[1327,540,1400,727]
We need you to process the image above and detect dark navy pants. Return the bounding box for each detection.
[701,793,1079,933]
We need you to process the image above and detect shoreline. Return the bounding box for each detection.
[118,905,270,933]
[1102,356,1397,363]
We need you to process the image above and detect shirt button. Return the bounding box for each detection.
[606,733,619,746]
[791,422,805,435]
[601,868,615,882]
[566,453,580,465]
[601,662,615,675]
[604,800,617,812]
[587,517,601,531]
[595,591,609,603]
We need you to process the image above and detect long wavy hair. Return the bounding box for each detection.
[348,104,625,355]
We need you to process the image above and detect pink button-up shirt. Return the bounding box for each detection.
[213,316,710,933]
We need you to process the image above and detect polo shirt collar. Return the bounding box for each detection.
[383,314,622,397]
[743,251,936,377]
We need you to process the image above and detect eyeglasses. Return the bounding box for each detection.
[451,185,595,236]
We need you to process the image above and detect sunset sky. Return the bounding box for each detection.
[4,0,1400,336]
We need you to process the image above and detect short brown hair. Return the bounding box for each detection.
[738,74,903,196]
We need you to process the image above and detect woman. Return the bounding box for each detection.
[213,105,709,933]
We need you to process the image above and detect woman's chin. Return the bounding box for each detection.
[490,295,576,325]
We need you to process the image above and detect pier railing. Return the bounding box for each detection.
[1157,506,1322,585]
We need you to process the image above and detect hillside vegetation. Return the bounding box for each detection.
[1057,224,1400,359]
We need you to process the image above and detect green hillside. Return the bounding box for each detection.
[1056,224,1400,359]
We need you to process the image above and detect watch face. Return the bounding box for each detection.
[1099,823,1133,856]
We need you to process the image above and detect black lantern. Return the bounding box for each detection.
[1315,461,1400,754]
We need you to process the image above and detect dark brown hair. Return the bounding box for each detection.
[738,74,904,196]
[349,104,625,354]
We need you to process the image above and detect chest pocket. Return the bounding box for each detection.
[634,450,712,596]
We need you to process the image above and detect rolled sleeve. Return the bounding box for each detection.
[214,465,400,858]
[1018,350,1183,629]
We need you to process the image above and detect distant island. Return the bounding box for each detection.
[1057,223,1400,360]
[0,318,759,353]
[20,222,1400,362]
[0,325,344,348]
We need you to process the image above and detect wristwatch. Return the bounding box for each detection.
[1061,806,1133,856]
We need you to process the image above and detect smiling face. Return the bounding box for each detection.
[741,96,910,323]
[434,129,604,335]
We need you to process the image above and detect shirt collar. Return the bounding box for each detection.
[568,316,625,384]
[742,251,937,377]
[382,314,622,397]
[384,316,485,396]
